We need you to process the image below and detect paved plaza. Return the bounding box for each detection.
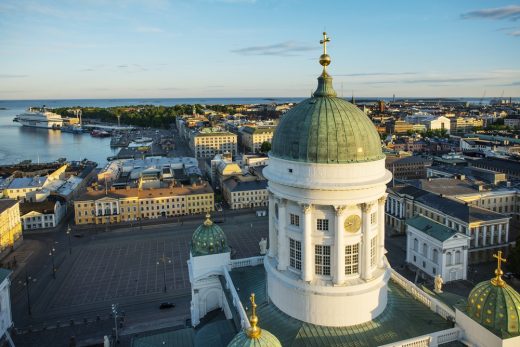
[12,213,268,331]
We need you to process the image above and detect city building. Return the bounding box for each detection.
[0,200,22,257]
[386,185,510,263]
[0,268,13,346]
[190,131,237,159]
[73,183,214,225]
[470,157,520,179]
[222,178,268,210]
[406,215,470,282]
[240,126,275,153]
[20,199,67,230]
[386,155,433,179]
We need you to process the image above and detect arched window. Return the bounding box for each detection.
[432,249,439,263]
[446,252,452,266]
[455,250,461,264]
[422,243,428,257]
[413,238,418,252]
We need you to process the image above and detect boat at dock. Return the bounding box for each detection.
[13,107,64,129]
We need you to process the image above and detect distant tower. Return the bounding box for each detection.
[378,100,386,113]
[351,90,355,105]
[393,94,395,103]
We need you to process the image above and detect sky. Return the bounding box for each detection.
[0,0,519,99]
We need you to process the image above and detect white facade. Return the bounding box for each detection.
[21,200,67,230]
[406,220,470,282]
[188,251,231,327]
[456,309,520,347]
[0,272,13,344]
[263,155,392,326]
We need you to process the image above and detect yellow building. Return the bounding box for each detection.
[191,131,238,158]
[0,200,23,254]
[241,126,275,153]
[74,183,214,225]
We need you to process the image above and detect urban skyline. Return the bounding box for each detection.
[1,0,520,99]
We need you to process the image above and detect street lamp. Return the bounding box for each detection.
[111,304,120,344]
[66,224,72,255]
[49,247,56,279]
[18,270,36,315]
[157,254,172,293]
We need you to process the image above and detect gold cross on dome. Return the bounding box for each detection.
[320,32,330,55]
[491,250,507,287]
[494,251,506,272]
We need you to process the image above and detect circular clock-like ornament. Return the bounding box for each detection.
[344,215,361,233]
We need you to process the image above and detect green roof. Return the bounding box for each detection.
[465,279,520,337]
[270,72,384,164]
[191,214,230,257]
[406,215,460,242]
[228,265,452,347]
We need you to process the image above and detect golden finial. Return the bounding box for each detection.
[319,32,331,70]
[491,251,507,287]
[246,293,261,339]
[203,213,213,226]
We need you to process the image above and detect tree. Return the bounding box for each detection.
[260,141,272,153]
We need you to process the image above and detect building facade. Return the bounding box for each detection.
[20,200,67,230]
[74,184,214,225]
[240,126,275,153]
[386,185,510,263]
[0,200,22,256]
[406,215,470,282]
[222,178,268,210]
[191,132,238,159]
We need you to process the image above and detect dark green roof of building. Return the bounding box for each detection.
[270,72,384,164]
[228,265,452,347]
[0,268,11,283]
[406,215,462,242]
[466,279,520,337]
[191,214,230,257]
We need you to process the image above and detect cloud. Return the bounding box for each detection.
[461,5,520,21]
[337,72,417,77]
[402,77,494,84]
[509,30,520,36]
[136,26,164,33]
[0,74,28,78]
[231,41,315,56]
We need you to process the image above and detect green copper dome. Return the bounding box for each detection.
[270,72,384,164]
[190,214,229,257]
[227,293,282,347]
[466,252,520,336]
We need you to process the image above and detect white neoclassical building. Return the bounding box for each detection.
[262,34,392,327]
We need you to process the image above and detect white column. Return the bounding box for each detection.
[399,200,404,218]
[474,228,479,248]
[361,202,373,281]
[462,246,468,280]
[498,224,503,244]
[482,226,487,247]
[302,204,313,282]
[268,192,276,257]
[505,223,510,244]
[490,225,495,245]
[277,199,288,271]
[334,206,346,285]
[377,195,387,267]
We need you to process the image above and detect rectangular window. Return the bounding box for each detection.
[316,218,329,231]
[370,212,377,225]
[345,243,359,275]
[370,236,377,267]
[289,239,302,271]
[315,245,331,276]
[290,213,300,227]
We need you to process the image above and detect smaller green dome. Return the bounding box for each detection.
[466,252,520,335]
[227,293,281,347]
[190,214,229,257]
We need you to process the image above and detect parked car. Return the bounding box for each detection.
[159,302,175,309]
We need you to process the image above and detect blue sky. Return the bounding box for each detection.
[0,0,519,99]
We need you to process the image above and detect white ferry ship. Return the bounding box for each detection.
[13,107,64,129]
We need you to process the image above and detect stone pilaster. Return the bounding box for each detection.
[277,199,288,270]
[361,202,374,281]
[334,205,347,285]
[302,203,313,282]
